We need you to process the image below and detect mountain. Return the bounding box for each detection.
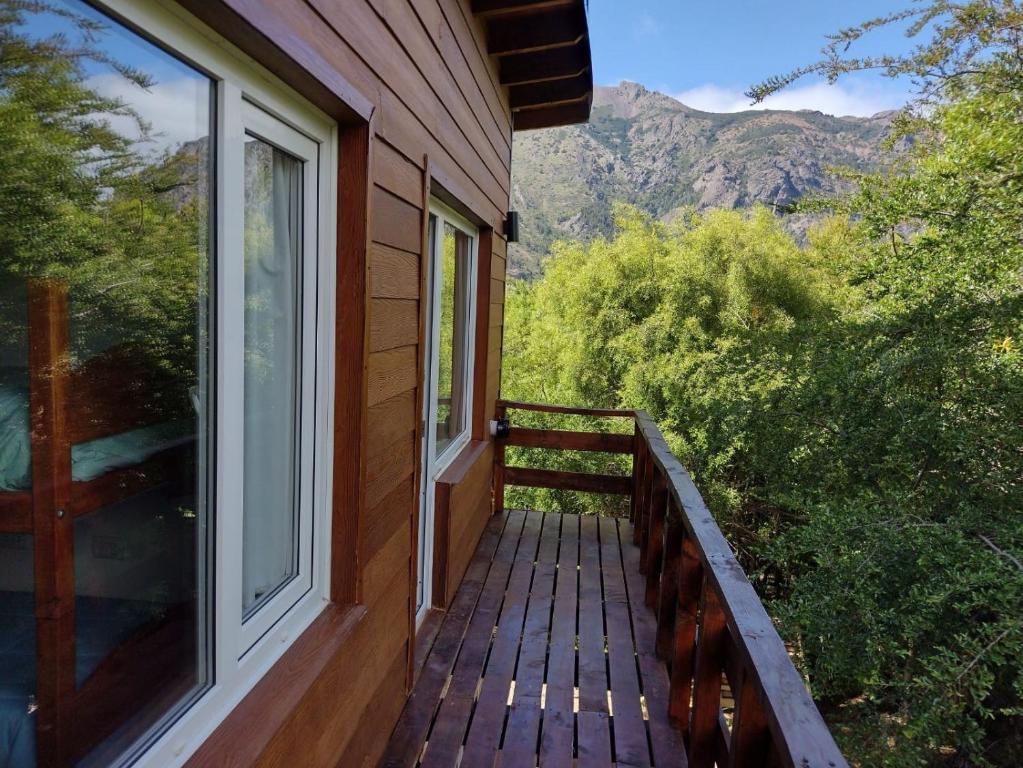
[508,82,896,278]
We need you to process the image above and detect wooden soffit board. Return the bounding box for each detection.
[471,0,593,131]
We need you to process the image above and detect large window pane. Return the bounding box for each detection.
[241,136,303,618]
[0,2,212,766]
[435,223,471,455]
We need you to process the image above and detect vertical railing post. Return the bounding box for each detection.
[656,496,683,659]
[644,470,668,607]
[632,435,647,546]
[494,402,506,513]
[637,446,655,571]
[629,421,642,525]
[669,531,703,727]
[726,670,770,768]
[687,583,727,768]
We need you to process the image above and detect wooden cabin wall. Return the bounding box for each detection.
[179,0,510,766]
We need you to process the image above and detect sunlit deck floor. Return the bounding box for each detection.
[380,509,686,768]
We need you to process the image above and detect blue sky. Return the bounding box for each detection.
[589,0,922,116]
[21,0,210,153]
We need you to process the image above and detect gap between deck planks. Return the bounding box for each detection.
[379,510,686,768]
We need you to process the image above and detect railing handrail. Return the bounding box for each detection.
[495,402,849,768]
[496,398,636,418]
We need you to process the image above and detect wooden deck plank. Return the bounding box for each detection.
[538,513,579,768]
[379,513,507,768]
[418,510,527,768]
[577,516,612,760]
[501,512,561,767]
[577,710,613,768]
[460,512,543,764]
[599,516,653,767]
[381,511,688,768]
[619,520,688,768]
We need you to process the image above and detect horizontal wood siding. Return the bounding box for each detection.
[442,442,495,605]
[185,1,513,766]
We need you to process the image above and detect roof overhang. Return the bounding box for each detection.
[471,0,593,131]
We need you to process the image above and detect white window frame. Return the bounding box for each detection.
[426,200,479,470]
[234,100,321,651]
[84,2,338,766]
[416,201,478,625]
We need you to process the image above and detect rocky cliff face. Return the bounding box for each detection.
[509,81,894,278]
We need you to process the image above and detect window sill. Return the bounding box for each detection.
[436,439,490,487]
[186,602,367,766]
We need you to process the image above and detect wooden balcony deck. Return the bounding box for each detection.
[382,400,847,768]
[381,509,686,768]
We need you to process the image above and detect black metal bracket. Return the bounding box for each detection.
[494,417,511,439]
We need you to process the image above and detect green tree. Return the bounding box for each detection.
[504,2,1023,756]
[0,0,209,407]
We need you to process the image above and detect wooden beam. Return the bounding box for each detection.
[504,466,631,495]
[486,5,585,56]
[472,0,574,18]
[497,399,634,418]
[332,118,374,606]
[499,44,589,86]
[509,73,591,110]
[513,100,592,131]
[505,427,634,454]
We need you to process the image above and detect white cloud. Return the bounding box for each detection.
[672,80,907,117]
[633,12,660,39]
[86,73,210,155]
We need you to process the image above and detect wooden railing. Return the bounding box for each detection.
[494,399,849,768]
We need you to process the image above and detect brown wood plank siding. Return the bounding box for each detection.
[371,243,420,300]
[304,0,510,211]
[441,442,496,605]
[182,1,513,766]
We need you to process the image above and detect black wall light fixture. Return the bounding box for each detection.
[504,211,520,243]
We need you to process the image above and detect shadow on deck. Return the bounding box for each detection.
[381,509,685,768]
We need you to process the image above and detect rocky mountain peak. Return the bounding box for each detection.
[509,83,895,278]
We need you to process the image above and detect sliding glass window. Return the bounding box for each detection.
[426,204,478,464]
[0,1,212,765]
[237,103,321,649]
[0,1,336,766]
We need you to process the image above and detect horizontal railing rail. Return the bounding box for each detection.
[495,399,849,768]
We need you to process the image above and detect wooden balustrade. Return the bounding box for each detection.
[495,399,849,768]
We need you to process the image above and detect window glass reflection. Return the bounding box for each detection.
[0,2,212,765]
[434,223,471,455]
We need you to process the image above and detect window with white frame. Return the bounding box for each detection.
[416,201,478,622]
[427,203,479,465]
[0,1,336,766]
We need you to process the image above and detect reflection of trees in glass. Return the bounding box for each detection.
[435,222,470,451]
[243,138,284,387]
[436,225,456,441]
[0,0,210,415]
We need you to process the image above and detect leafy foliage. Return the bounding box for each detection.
[0,0,208,393]
[503,3,1023,764]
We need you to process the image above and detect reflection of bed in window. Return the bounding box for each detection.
[0,280,198,767]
